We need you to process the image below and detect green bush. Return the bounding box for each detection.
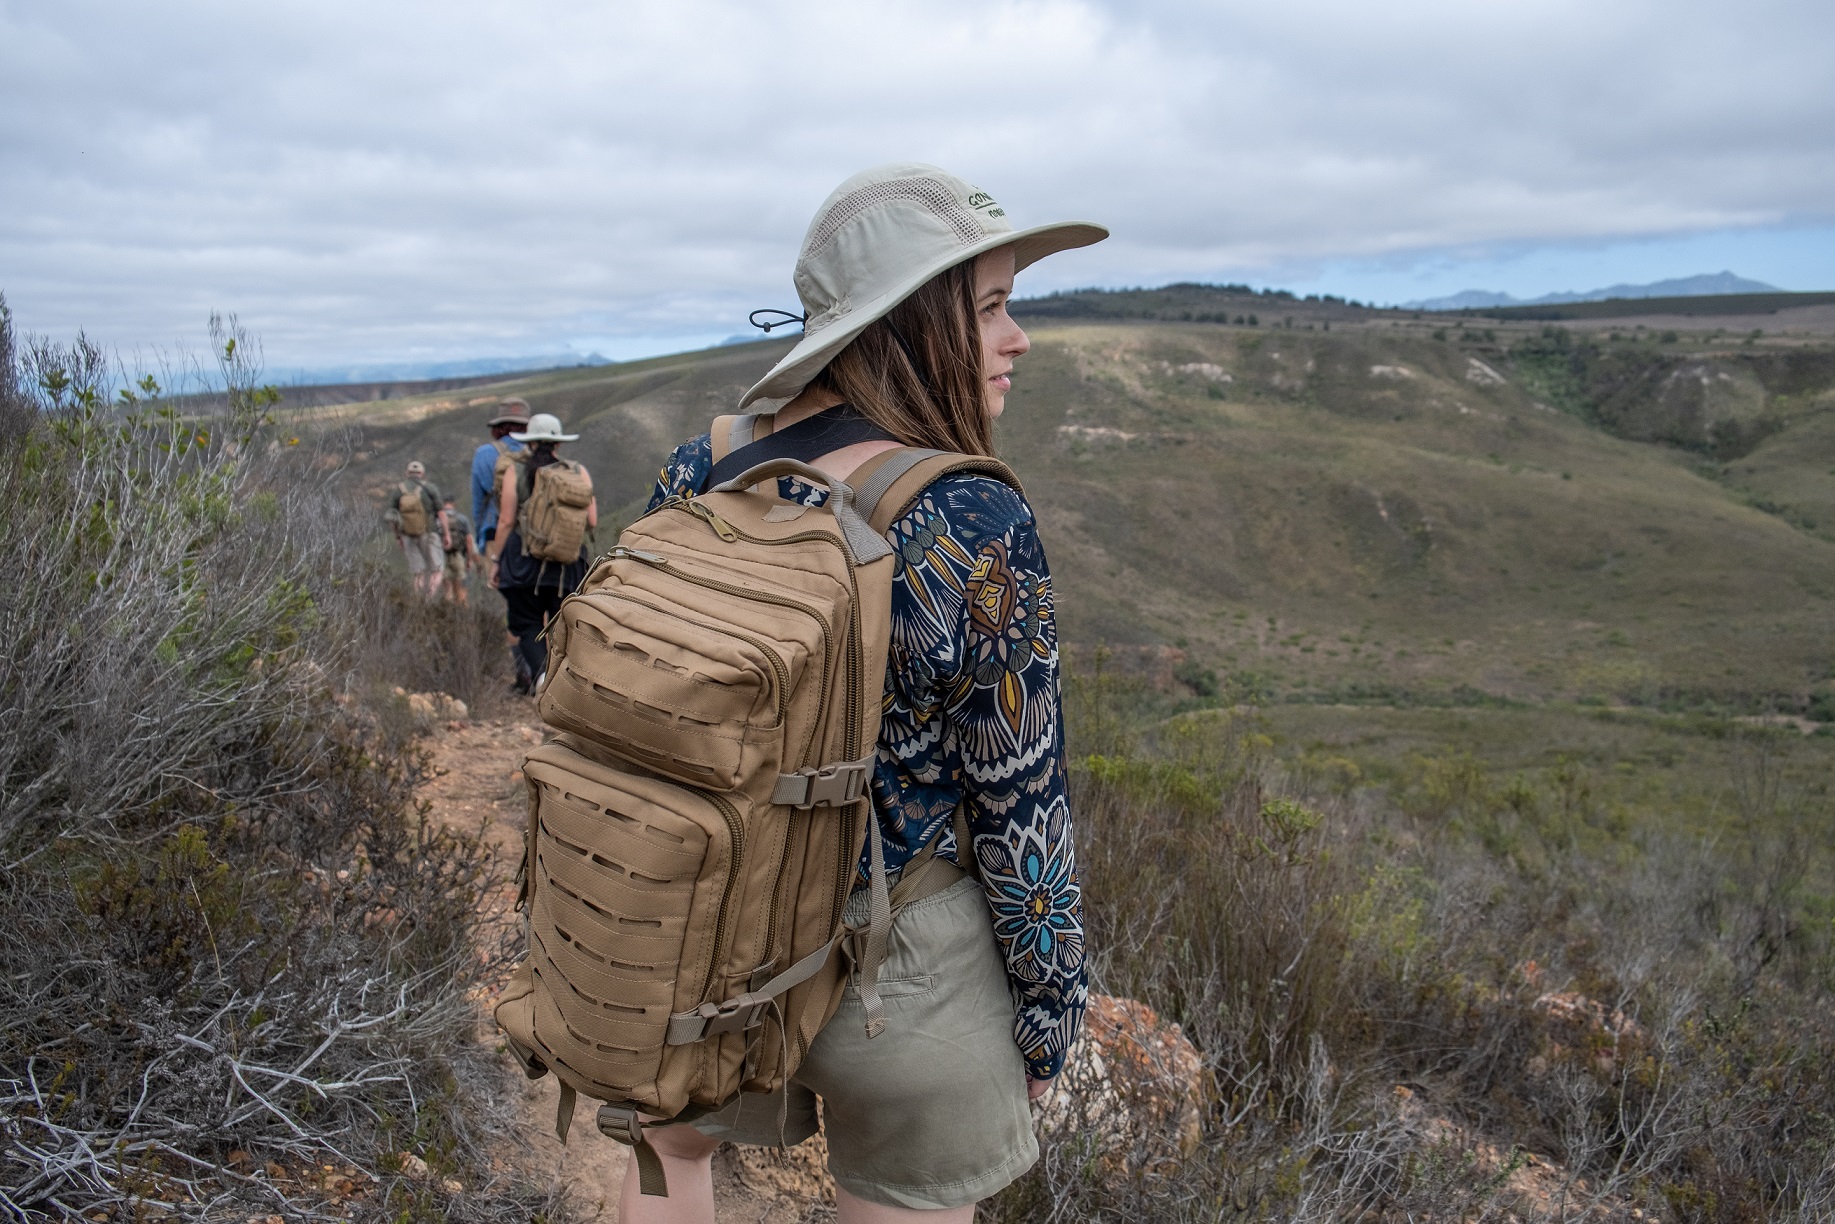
[990,666,1835,1220]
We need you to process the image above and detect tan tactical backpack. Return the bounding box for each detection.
[494,411,1016,1195]
[396,482,429,537]
[516,456,595,562]
[490,438,517,502]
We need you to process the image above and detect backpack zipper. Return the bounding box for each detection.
[646,502,878,985]
[607,538,842,971]
[694,789,745,1006]
[664,504,875,951]
[833,563,866,934]
[686,500,739,542]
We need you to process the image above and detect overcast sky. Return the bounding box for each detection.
[4,0,1832,371]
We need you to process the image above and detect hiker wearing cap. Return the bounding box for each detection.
[626,164,1105,1222]
[386,460,449,599]
[471,397,529,550]
[440,495,479,605]
[486,413,597,693]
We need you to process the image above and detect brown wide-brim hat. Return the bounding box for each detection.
[488,397,532,427]
[739,163,1107,411]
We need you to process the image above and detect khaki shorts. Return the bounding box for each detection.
[686,876,1037,1209]
[401,533,443,575]
[443,549,467,582]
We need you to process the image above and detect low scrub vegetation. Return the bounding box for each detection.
[989,662,1835,1221]
[0,302,540,1222]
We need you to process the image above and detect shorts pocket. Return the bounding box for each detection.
[844,972,935,1001]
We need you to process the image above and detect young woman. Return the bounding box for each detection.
[625,164,1105,1223]
[486,412,598,690]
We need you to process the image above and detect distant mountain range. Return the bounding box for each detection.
[1403,271,1779,312]
[268,351,611,386]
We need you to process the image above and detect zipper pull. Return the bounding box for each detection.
[688,500,739,542]
[607,545,668,565]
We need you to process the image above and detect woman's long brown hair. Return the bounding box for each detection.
[806,256,992,456]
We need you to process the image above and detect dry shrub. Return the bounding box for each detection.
[0,311,557,1222]
[1369,740,1835,1222]
[994,671,1835,1221]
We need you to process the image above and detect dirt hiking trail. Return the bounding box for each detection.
[420,712,830,1223]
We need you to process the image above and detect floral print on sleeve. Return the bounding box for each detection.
[876,475,1085,1080]
[646,437,1087,1080]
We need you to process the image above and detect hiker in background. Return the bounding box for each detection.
[471,397,529,550]
[440,494,479,605]
[474,398,533,685]
[386,460,448,600]
[486,413,596,694]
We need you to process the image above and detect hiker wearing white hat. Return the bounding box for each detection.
[627,164,1105,1223]
[487,413,597,694]
[509,412,579,443]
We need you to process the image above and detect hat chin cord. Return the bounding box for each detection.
[748,308,807,334]
[745,306,934,399]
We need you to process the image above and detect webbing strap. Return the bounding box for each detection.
[664,927,849,1045]
[596,1104,671,1197]
[852,447,945,526]
[886,833,967,909]
[555,1082,576,1143]
[856,805,893,1039]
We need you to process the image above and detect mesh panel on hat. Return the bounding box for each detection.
[804,177,986,260]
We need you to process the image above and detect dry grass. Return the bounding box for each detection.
[0,305,558,1223]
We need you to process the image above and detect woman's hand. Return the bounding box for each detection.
[486,555,500,589]
[1027,1076,1048,1102]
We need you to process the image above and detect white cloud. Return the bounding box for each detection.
[2,0,1831,364]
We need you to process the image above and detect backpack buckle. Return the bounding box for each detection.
[773,755,875,808]
[667,993,772,1043]
[701,997,770,1037]
[596,1104,646,1146]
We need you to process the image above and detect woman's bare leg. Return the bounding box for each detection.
[616,1125,720,1224]
[834,1185,974,1224]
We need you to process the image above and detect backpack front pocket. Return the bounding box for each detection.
[521,742,739,1101]
[541,588,809,790]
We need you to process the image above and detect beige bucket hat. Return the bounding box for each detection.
[739,163,1107,411]
[509,412,579,443]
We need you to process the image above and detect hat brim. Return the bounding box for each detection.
[488,414,531,427]
[738,219,1109,411]
[509,430,579,443]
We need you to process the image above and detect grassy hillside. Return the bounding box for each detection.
[262,301,1835,1220]
[1481,290,1835,321]
[333,316,1835,712]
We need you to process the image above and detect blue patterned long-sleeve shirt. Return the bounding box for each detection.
[649,435,1087,1079]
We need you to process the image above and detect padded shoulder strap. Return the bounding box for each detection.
[702,405,893,493]
[850,449,1023,535]
[708,413,763,466]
